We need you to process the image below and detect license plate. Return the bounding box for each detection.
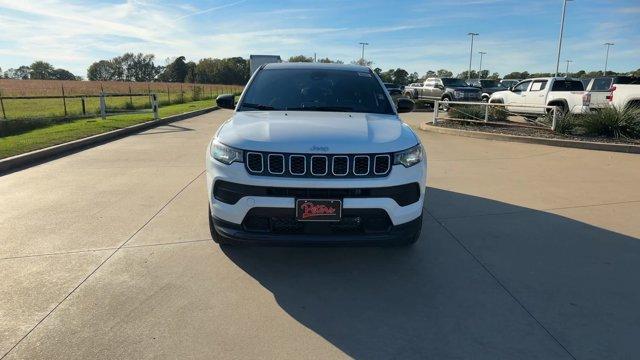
[295,199,342,222]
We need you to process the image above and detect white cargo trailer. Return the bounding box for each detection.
[249,55,281,75]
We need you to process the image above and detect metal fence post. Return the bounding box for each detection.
[167,85,171,104]
[484,103,489,122]
[0,90,6,120]
[128,85,133,105]
[81,97,86,115]
[61,84,68,118]
[552,106,558,131]
[433,100,439,124]
[152,93,159,120]
[100,92,106,119]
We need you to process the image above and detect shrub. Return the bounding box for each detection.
[580,107,640,138]
[552,113,578,135]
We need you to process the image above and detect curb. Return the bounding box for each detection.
[0,106,219,174]
[420,123,640,154]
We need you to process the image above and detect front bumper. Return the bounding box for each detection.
[206,154,427,228]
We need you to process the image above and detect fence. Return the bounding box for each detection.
[99,93,159,120]
[432,100,560,130]
[0,82,244,121]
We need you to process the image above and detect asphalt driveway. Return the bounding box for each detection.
[1,110,639,359]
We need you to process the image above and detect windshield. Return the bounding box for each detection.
[442,78,469,87]
[239,68,394,114]
[481,80,502,88]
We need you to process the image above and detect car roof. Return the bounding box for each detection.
[263,62,370,72]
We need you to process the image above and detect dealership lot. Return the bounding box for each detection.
[2,110,640,359]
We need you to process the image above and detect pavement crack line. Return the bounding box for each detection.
[425,209,578,360]
[1,169,205,360]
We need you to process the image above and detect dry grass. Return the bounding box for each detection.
[0,79,243,97]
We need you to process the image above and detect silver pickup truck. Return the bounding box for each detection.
[403,77,482,110]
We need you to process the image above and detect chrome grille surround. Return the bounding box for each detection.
[243,152,391,178]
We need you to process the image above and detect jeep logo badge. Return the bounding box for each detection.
[310,145,329,152]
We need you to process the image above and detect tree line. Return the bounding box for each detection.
[2,53,639,86]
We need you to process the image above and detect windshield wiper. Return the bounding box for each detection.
[240,103,275,110]
[286,106,355,112]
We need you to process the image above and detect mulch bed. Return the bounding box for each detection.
[433,120,640,146]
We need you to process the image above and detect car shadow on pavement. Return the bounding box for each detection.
[132,123,195,136]
[221,188,640,359]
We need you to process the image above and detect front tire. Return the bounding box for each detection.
[441,97,451,112]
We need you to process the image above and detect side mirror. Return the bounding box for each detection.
[216,94,235,110]
[396,98,415,113]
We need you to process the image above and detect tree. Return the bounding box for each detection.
[158,56,188,82]
[4,66,31,79]
[87,60,118,81]
[51,68,78,80]
[128,53,158,82]
[318,57,343,64]
[489,72,500,80]
[184,61,197,83]
[392,68,409,85]
[503,71,529,79]
[194,57,249,85]
[29,61,55,79]
[408,72,419,84]
[436,69,453,78]
[351,59,373,67]
[288,55,313,63]
[633,68,640,77]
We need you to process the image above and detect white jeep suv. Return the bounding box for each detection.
[206,63,426,245]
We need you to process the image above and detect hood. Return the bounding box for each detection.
[483,87,505,94]
[216,111,418,154]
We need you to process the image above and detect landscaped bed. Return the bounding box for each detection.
[428,105,640,146]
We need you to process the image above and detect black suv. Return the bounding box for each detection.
[406,77,482,110]
[468,79,508,102]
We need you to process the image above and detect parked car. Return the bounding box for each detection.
[606,82,640,110]
[499,79,520,88]
[404,77,482,110]
[580,78,592,89]
[468,79,509,102]
[489,77,589,117]
[583,76,640,110]
[208,63,425,245]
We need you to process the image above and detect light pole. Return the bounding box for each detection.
[478,51,486,80]
[554,0,573,77]
[359,42,369,63]
[603,42,614,76]
[565,60,573,77]
[467,33,479,80]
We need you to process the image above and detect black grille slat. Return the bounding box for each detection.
[244,152,392,178]
[311,156,328,176]
[289,155,306,175]
[374,155,390,175]
[247,153,263,173]
[332,156,348,176]
[268,154,285,174]
[353,156,369,176]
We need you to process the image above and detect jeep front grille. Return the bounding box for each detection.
[244,152,392,178]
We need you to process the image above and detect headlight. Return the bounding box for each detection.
[454,90,464,98]
[210,140,243,165]
[393,144,423,168]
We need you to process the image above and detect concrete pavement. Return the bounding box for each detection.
[1,110,639,359]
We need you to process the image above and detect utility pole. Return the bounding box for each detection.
[467,33,479,80]
[603,42,614,76]
[314,52,317,62]
[554,0,573,77]
[359,42,369,63]
[478,51,486,80]
[565,60,573,77]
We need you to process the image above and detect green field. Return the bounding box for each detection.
[0,99,216,159]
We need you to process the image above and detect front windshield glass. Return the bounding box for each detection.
[442,78,469,87]
[239,68,394,114]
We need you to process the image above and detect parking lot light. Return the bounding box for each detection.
[603,42,614,76]
[467,33,479,80]
[478,51,486,80]
[565,59,573,77]
[359,42,369,62]
[554,0,573,77]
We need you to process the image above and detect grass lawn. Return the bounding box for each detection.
[0,99,216,159]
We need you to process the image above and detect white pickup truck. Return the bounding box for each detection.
[606,83,640,110]
[584,76,640,111]
[489,77,590,116]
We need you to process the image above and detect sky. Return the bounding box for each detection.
[0,0,639,78]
